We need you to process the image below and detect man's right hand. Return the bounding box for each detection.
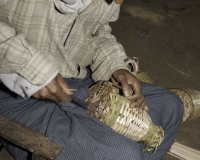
[32,73,71,102]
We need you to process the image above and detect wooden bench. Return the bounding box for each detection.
[0,114,63,160]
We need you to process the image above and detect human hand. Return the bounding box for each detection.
[112,69,148,113]
[33,73,71,102]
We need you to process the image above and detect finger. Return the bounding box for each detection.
[144,105,149,111]
[46,93,60,102]
[48,83,70,102]
[129,81,141,95]
[138,101,146,113]
[32,92,42,99]
[57,74,72,95]
[56,74,71,101]
[33,88,60,102]
[125,72,142,94]
[56,88,71,102]
[117,75,133,97]
[47,74,71,102]
[129,95,145,108]
[130,101,145,113]
[126,92,142,102]
[39,87,60,102]
[122,82,133,97]
[127,91,145,107]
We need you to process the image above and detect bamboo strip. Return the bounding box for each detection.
[168,142,200,160]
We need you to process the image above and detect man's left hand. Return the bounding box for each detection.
[112,69,148,113]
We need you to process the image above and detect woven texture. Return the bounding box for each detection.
[135,72,155,84]
[170,89,200,124]
[86,80,164,152]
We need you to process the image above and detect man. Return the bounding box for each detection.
[0,0,183,159]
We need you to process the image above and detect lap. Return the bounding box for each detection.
[0,80,183,160]
[141,82,183,127]
[0,79,143,160]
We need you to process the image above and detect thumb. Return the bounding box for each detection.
[120,79,133,97]
[112,69,133,97]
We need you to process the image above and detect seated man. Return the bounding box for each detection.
[0,0,183,159]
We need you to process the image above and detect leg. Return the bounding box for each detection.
[0,76,143,160]
[140,82,184,160]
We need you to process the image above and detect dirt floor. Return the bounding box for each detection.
[110,0,200,159]
[0,0,200,159]
[112,0,200,91]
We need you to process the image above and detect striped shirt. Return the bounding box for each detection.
[0,0,129,87]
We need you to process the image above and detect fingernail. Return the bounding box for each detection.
[124,90,133,97]
[138,109,143,114]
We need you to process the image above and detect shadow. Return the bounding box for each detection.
[110,0,200,91]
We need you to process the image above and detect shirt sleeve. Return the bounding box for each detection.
[0,22,59,86]
[90,5,129,81]
[0,70,59,98]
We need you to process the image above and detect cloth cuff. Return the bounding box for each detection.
[0,70,59,98]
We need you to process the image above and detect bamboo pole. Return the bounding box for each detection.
[168,142,200,160]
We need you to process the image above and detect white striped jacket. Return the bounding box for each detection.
[0,0,128,86]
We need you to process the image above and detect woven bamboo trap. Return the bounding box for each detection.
[169,88,200,124]
[86,80,164,153]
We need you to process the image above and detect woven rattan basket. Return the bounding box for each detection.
[86,80,164,153]
[170,88,200,124]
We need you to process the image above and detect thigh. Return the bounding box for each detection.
[141,82,183,128]
[140,82,184,160]
[0,81,143,160]
[46,106,143,160]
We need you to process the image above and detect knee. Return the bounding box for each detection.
[169,92,184,116]
[165,91,184,124]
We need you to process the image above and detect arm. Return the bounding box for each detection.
[0,71,58,98]
[90,3,147,112]
[89,3,128,82]
[0,22,71,102]
[0,22,57,86]
[90,22,129,82]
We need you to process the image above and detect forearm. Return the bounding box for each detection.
[90,22,129,81]
[0,22,58,86]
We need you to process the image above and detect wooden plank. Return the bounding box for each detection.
[0,114,63,160]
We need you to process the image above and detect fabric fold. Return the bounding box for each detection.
[54,0,92,14]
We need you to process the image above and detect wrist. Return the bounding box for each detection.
[112,69,129,81]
